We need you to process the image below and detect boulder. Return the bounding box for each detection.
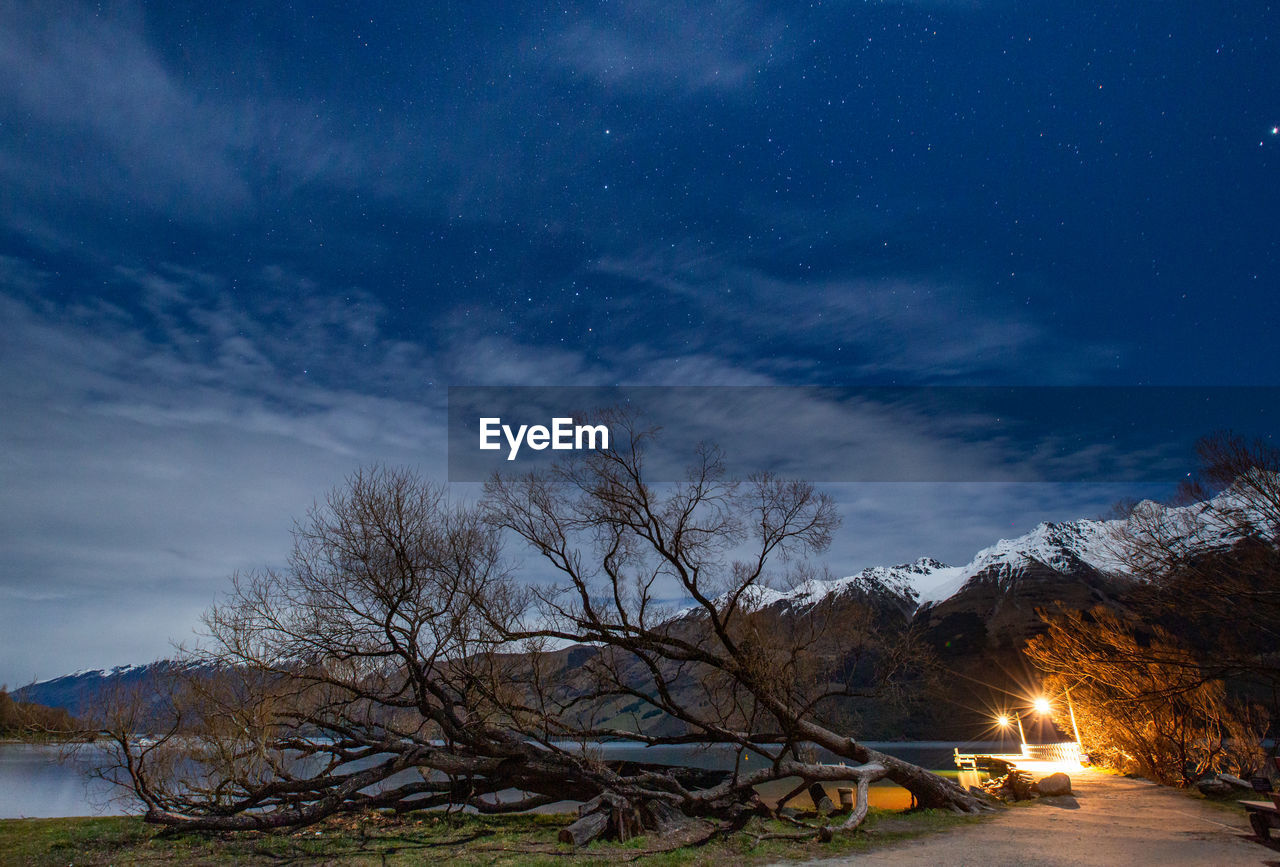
[1217,773,1253,790]
[1035,772,1072,797]
[1195,777,1234,797]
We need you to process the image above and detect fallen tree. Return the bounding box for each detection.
[484,419,990,821]
[92,436,987,845]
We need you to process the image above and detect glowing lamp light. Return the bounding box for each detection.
[996,714,1011,728]
[1033,697,1052,715]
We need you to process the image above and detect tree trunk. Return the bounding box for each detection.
[825,774,871,835]
[642,798,697,835]
[559,791,702,847]
[807,782,835,813]
[559,809,609,846]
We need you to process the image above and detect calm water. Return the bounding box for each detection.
[0,743,126,819]
[0,739,1016,819]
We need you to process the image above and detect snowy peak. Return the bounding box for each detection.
[26,663,154,688]
[765,488,1255,612]
[837,557,950,599]
[965,516,1126,578]
[15,660,204,718]
[779,557,952,608]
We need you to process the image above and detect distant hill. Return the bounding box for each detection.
[13,662,191,721]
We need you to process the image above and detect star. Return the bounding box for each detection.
[1272,126,1279,135]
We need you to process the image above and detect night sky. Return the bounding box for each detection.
[1,1,1277,685]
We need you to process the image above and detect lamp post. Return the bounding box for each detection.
[1064,685,1083,747]
[1032,696,1052,746]
[996,712,1027,748]
[1034,692,1085,753]
[997,693,1085,768]
[996,696,1052,754]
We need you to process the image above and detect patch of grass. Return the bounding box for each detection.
[0,812,569,867]
[0,816,147,866]
[0,806,989,866]
[1178,781,1264,820]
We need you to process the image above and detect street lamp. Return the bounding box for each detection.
[995,710,1027,746]
[1009,691,1085,766]
[1032,692,1084,748]
[995,696,1054,753]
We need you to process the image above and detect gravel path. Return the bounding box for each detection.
[796,768,1275,866]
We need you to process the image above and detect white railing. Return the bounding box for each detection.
[1021,742,1082,764]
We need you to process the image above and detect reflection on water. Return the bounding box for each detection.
[0,743,126,819]
[0,739,1015,819]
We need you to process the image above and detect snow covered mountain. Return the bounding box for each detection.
[755,489,1250,616]
[13,661,202,719]
[742,516,1126,618]
[905,514,1128,607]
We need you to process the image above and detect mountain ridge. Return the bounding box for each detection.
[756,489,1249,617]
[18,490,1247,730]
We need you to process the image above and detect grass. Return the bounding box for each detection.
[0,806,988,866]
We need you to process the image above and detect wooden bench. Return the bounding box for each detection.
[1241,800,1280,839]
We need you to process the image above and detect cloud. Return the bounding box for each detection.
[0,260,447,684]
[0,1,245,216]
[0,0,370,225]
[0,252,1188,686]
[546,0,784,94]
[585,246,1120,383]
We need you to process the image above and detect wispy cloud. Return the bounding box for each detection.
[546,0,784,94]
[0,0,370,224]
[586,246,1120,383]
[0,260,447,683]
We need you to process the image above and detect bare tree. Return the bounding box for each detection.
[94,464,921,845]
[1026,607,1266,786]
[1116,432,1280,698]
[94,468,598,830]
[483,419,989,823]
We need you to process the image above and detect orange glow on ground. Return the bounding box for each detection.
[1015,758,1089,776]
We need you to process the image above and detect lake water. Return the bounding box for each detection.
[0,743,126,819]
[0,739,1016,819]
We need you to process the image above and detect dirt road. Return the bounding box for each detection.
[801,768,1276,866]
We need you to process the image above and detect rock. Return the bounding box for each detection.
[1217,773,1253,790]
[1196,777,1234,797]
[1034,772,1072,796]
